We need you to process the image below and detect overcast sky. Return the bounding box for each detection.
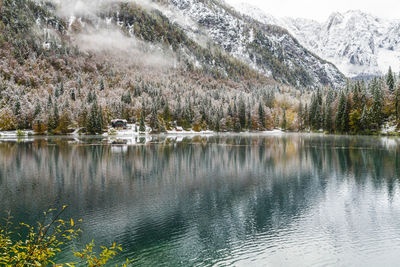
[226,0,400,21]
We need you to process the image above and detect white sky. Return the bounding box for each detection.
[225,0,400,21]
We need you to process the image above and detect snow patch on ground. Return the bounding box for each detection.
[381,122,398,134]
[0,130,34,137]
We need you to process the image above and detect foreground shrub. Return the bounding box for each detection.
[0,206,130,266]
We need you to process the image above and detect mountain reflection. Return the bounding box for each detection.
[1,134,400,266]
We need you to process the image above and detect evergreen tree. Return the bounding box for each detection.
[139,102,146,132]
[54,87,60,98]
[121,91,132,104]
[233,118,241,132]
[34,102,41,118]
[352,82,362,110]
[174,97,181,122]
[87,101,103,134]
[281,109,287,130]
[163,101,170,122]
[99,78,105,91]
[14,99,23,129]
[309,93,321,130]
[324,103,333,133]
[396,87,400,121]
[303,104,309,130]
[77,76,82,97]
[360,105,369,131]
[47,95,53,110]
[87,89,96,104]
[70,89,76,101]
[150,106,159,133]
[14,99,21,117]
[59,81,64,95]
[265,91,275,108]
[387,66,395,92]
[233,102,238,117]
[247,108,252,131]
[298,101,304,131]
[53,101,59,129]
[258,102,265,128]
[371,83,384,130]
[228,104,233,118]
[335,92,348,133]
[238,98,246,129]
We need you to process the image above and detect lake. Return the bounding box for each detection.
[1,134,400,266]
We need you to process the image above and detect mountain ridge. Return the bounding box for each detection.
[232,3,400,78]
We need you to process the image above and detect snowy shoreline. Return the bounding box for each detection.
[0,128,285,138]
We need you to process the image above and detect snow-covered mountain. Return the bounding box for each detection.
[166,0,346,87]
[49,0,345,88]
[233,3,400,78]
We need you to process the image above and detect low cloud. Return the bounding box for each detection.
[74,28,176,68]
[42,0,181,69]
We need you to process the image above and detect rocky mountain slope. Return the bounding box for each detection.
[233,3,400,79]
[162,0,345,88]
[43,0,345,88]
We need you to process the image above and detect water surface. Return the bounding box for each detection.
[1,134,400,266]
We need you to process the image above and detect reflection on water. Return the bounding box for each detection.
[1,134,400,266]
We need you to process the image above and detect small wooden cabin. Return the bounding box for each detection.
[111,119,128,129]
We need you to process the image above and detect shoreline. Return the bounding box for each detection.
[1,129,400,139]
[0,129,284,138]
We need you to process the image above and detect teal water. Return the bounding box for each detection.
[1,134,400,266]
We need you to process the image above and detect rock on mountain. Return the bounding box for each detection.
[233,3,400,78]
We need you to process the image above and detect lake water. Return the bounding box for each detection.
[1,134,400,266]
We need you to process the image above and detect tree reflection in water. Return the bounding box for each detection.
[1,134,400,266]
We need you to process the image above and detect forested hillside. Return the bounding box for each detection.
[0,0,399,135]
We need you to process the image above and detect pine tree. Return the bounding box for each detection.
[77,76,82,97]
[335,92,348,133]
[87,101,103,134]
[360,105,369,131]
[14,99,23,129]
[14,99,21,117]
[174,96,181,122]
[54,87,60,98]
[87,89,96,104]
[228,104,233,118]
[53,101,59,129]
[59,81,64,95]
[121,91,132,104]
[238,98,246,129]
[309,93,321,130]
[371,82,383,130]
[281,109,287,130]
[352,82,362,110]
[324,103,333,133]
[163,100,170,122]
[99,78,105,91]
[70,89,76,101]
[258,102,265,128]
[298,101,304,131]
[387,66,395,92]
[215,117,220,132]
[47,95,52,110]
[247,107,252,131]
[303,103,309,130]
[34,102,41,118]
[395,87,400,121]
[265,91,275,108]
[150,106,159,133]
[139,102,146,132]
